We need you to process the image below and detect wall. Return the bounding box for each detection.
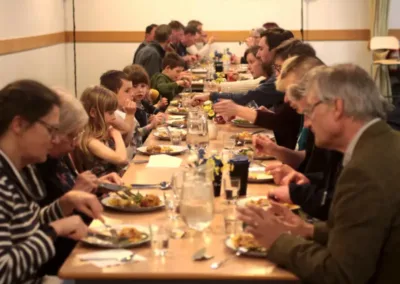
[0,0,68,90]
[63,0,377,95]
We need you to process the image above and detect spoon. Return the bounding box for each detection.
[210,247,248,269]
[131,181,171,190]
[81,253,135,262]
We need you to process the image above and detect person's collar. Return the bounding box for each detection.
[342,118,381,166]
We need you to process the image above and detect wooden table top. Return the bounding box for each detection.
[58,122,298,281]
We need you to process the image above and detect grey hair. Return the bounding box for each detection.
[251,28,265,37]
[305,64,393,120]
[287,66,326,101]
[52,87,88,134]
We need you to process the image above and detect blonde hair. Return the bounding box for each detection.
[52,87,88,134]
[79,85,118,155]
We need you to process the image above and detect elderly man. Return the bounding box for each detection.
[239,64,398,284]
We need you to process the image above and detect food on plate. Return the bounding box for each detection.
[108,193,161,208]
[168,107,188,114]
[231,233,266,252]
[155,129,186,139]
[170,120,187,128]
[169,100,180,106]
[248,172,273,181]
[237,147,254,158]
[233,118,252,124]
[234,131,252,141]
[118,227,146,242]
[245,198,270,207]
[146,145,173,154]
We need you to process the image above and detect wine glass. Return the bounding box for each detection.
[223,176,241,204]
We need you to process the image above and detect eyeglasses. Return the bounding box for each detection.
[37,120,59,138]
[302,100,323,118]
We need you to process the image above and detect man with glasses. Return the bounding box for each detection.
[239,64,398,284]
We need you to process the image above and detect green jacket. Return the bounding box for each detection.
[267,121,400,284]
[150,73,183,103]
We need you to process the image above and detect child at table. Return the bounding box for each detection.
[150,52,191,103]
[100,69,163,158]
[74,85,128,176]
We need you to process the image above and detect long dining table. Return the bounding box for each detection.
[58,120,299,283]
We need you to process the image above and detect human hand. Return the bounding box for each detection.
[252,135,278,156]
[50,215,89,240]
[156,97,168,108]
[72,171,98,193]
[98,172,123,185]
[213,100,239,117]
[267,185,292,203]
[191,94,210,105]
[237,205,291,248]
[59,191,104,221]
[123,99,137,115]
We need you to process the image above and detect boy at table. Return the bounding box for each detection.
[150,52,191,103]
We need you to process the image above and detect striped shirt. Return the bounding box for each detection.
[0,150,64,284]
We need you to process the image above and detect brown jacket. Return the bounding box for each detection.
[267,121,400,284]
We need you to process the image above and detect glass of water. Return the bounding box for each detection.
[149,224,170,257]
[163,192,179,220]
[223,176,241,204]
[223,205,242,236]
[223,132,236,151]
[170,131,182,145]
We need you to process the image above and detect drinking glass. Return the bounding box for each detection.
[223,176,241,204]
[223,205,243,236]
[187,111,209,151]
[170,131,182,145]
[171,171,185,198]
[149,224,170,257]
[163,192,179,220]
[180,167,214,232]
[223,132,236,151]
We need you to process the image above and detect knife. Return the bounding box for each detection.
[86,231,130,244]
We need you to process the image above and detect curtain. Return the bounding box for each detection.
[370,0,392,101]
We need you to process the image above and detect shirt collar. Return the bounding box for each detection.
[342,118,381,166]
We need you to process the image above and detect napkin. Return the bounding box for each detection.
[146,154,182,168]
[78,249,146,268]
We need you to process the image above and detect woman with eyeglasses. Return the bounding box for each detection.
[35,88,123,276]
[0,80,104,284]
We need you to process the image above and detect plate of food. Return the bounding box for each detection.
[102,192,164,213]
[168,107,188,116]
[153,128,187,141]
[167,119,187,128]
[137,145,187,155]
[232,131,253,143]
[225,233,267,257]
[235,147,274,161]
[231,118,258,128]
[81,224,150,248]
[192,79,204,85]
[248,166,274,183]
[169,100,181,107]
[237,196,300,211]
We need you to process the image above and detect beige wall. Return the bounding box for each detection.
[1,0,399,94]
[0,0,68,90]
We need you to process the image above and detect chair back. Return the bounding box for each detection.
[370,36,399,51]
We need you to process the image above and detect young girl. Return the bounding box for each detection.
[75,85,128,176]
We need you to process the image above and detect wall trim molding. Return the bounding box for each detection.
[1,29,400,55]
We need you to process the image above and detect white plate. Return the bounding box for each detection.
[137,145,187,156]
[81,224,150,249]
[231,119,258,128]
[101,195,165,213]
[153,129,187,141]
[248,169,274,183]
[237,196,300,210]
[192,80,204,85]
[225,237,267,258]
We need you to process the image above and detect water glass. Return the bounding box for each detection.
[163,192,180,220]
[170,131,182,145]
[223,176,241,204]
[149,224,170,257]
[223,206,242,236]
[223,132,236,150]
[172,171,185,197]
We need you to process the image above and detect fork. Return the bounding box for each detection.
[210,247,248,269]
[101,221,119,241]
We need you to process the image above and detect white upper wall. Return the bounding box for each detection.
[0,0,65,39]
[389,0,400,29]
[64,0,370,32]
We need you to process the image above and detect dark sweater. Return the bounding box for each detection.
[134,42,166,78]
[210,77,284,108]
[132,41,147,64]
[254,103,302,150]
[151,73,184,103]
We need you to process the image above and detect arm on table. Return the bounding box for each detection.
[87,136,128,166]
